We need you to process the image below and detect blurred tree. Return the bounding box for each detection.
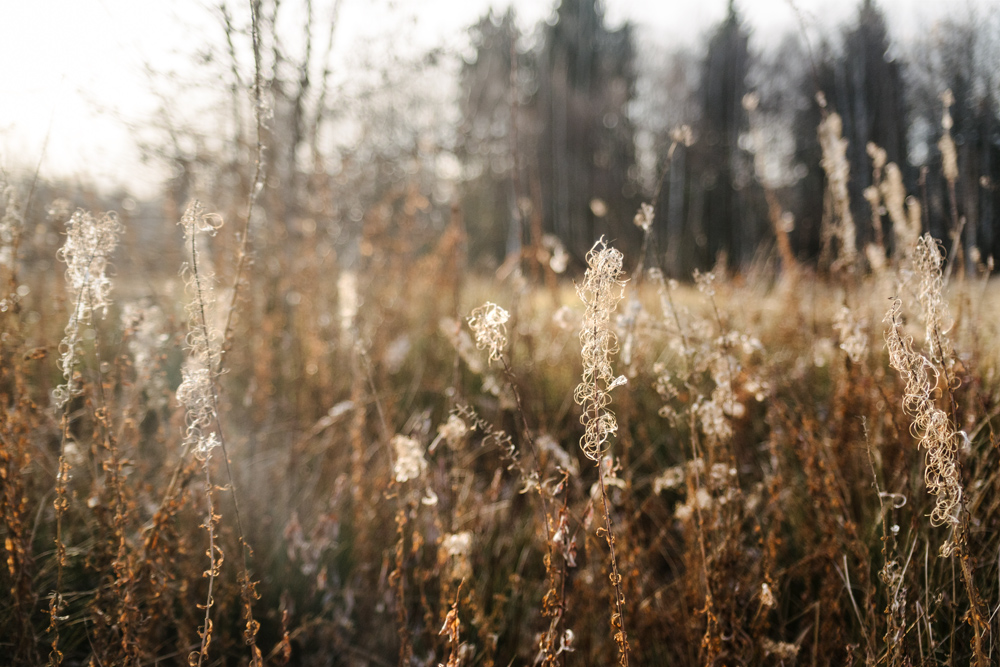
[908,10,1000,270]
[656,1,765,276]
[696,0,763,270]
[456,9,532,266]
[536,0,639,262]
[641,47,699,276]
[752,33,822,261]
[791,0,907,263]
[838,0,907,252]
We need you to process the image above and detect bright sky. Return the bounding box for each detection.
[0,0,969,197]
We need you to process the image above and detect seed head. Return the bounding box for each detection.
[884,298,961,526]
[392,434,427,483]
[53,209,123,407]
[575,238,627,462]
[467,302,509,365]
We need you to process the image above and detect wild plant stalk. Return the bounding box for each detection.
[817,108,857,273]
[439,580,464,667]
[1,187,40,664]
[573,238,630,666]
[177,201,261,666]
[48,209,122,666]
[143,6,265,598]
[467,301,568,663]
[192,441,222,667]
[884,235,989,666]
[90,306,139,664]
[938,90,964,283]
[220,0,265,360]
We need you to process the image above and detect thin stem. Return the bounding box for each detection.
[221,0,265,364]
[596,460,629,666]
[195,458,218,667]
[188,217,261,662]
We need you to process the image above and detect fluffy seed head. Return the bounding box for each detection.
[575,238,627,462]
[53,209,123,407]
[467,302,509,365]
[914,234,952,363]
[392,434,427,483]
[884,298,962,526]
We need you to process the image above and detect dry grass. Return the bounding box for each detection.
[4,173,1000,667]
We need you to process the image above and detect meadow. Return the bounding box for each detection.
[3,155,1000,667]
[3,2,1000,662]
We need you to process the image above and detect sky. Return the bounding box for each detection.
[0,0,972,197]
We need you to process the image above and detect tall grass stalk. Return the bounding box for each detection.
[177,201,261,666]
[49,209,122,666]
[574,238,630,665]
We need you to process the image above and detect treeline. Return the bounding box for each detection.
[458,0,1000,276]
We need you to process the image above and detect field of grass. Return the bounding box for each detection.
[3,166,1000,667]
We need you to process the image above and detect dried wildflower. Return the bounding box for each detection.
[914,235,952,364]
[760,583,776,608]
[176,202,224,457]
[818,113,857,269]
[674,487,713,521]
[391,434,427,483]
[0,185,23,270]
[122,302,170,407]
[53,209,124,407]
[337,270,359,335]
[633,202,654,231]
[708,462,736,488]
[697,398,732,444]
[437,414,467,449]
[430,414,468,453]
[441,531,473,581]
[589,469,627,504]
[575,238,631,664]
[538,433,579,476]
[176,364,217,456]
[180,200,224,240]
[884,298,962,526]
[467,302,509,365]
[761,638,799,660]
[693,268,716,296]
[558,629,576,654]
[652,465,686,494]
[122,302,167,371]
[180,203,222,368]
[939,90,959,184]
[866,141,887,171]
[574,238,627,461]
[833,306,868,364]
[881,163,911,246]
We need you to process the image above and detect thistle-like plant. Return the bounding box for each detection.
[574,237,630,666]
[884,233,990,664]
[884,298,961,528]
[575,238,628,463]
[53,210,124,408]
[49,209,123,666]
[467,301,509,365]
[177,200,261,667]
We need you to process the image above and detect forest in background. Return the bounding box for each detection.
[10,0,998,283]
[458,0,1000,278]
